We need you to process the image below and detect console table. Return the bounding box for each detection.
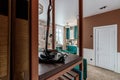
[39,54,82,80]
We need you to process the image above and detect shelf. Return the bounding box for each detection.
[39,54,82,80]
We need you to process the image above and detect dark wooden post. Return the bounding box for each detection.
[52,0,55,49]
[79,0,83,70]
[10,0,16,79]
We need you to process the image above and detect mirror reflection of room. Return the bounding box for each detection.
[38,0,85,80]
[55,0,79,55]
[39,0,78,55]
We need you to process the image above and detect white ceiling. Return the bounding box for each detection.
[39,0,120,26]
[84,0,120,17]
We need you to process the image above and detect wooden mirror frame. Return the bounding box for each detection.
[30,0,39,80]
[30,0,83,80]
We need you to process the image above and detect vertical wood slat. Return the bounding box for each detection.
[30,0,38,80]
[52,0,55,49]
[0,15,8,79]
[78,0,83,70]
[0,1,11,80]
[28,0,31,80]
[10,0,16,79]
[14,19,30,80]
[8,0,11,79]
[10,0,30,80]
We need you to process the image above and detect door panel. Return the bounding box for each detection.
[95,26,117,71]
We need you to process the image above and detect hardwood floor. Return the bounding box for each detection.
[87,65,120,80]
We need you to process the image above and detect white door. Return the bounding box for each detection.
[94,25,117,71]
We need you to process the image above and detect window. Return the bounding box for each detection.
[56,26,63,45]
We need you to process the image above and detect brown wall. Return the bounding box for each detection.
[0,15,8,78]
[83,9,120,52]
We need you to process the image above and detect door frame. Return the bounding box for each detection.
[93,24,118,72]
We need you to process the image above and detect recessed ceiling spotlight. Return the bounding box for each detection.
[100,6,107,10]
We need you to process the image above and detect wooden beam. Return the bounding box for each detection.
[30,0,38,80]
[78,0,83,69]
[52,0,55,49]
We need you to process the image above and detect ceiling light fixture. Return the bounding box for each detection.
[39,3,43,14]
[65,22,70,28]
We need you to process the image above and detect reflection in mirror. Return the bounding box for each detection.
[55,0,79,55]
[0,0,9,80]
[38,0,78,54]
[13,0,30,80]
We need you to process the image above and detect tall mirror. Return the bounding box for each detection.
[38,0,83,79]
[13,0,30,80]
[0,0,9,80]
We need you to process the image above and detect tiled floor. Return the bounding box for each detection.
[87,65,120,80]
